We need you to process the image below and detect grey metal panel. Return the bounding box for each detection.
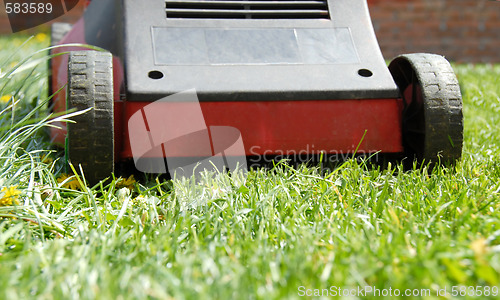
[152,27,359,65]
[120,0,399,101]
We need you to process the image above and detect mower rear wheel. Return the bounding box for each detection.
[48,22,72,97]
[50,22,72,47]
[388,53,463,164]
[66,50,114,185]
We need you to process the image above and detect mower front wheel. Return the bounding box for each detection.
[388,53,463,165]
[66,50,114,185]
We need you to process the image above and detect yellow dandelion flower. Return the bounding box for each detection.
[0,186,22,206]
[57,174,82,190]
[35,33,48,42]
[471,238,488,259]
[116,175,136,190]
[1,95,12,104]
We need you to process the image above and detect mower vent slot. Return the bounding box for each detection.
[165,0,330,19]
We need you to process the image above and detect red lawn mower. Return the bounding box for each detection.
[49,0,463,184]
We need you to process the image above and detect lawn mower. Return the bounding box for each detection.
[49,0,463,184]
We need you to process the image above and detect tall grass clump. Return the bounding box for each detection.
[0,36,72,249]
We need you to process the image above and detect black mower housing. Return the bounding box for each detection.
[82,0,399,102]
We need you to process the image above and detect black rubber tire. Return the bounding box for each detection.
[48,23,72,97]
[388,53,463,164]
[66,50,114,185]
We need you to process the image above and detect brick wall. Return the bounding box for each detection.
[369,0,500,63]
[1,0,499,63]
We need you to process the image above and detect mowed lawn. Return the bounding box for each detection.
[0,34,499,299]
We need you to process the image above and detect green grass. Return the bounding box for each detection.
[0,34,500,299]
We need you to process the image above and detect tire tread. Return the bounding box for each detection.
[67,50,114,185]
